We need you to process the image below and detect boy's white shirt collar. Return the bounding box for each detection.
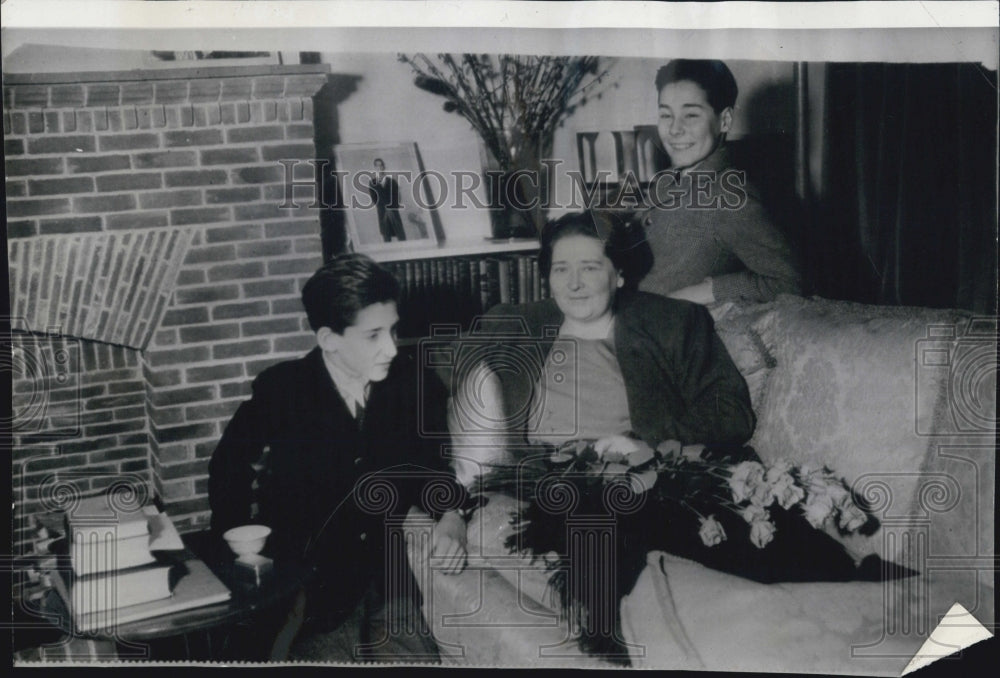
[321,351,369,417]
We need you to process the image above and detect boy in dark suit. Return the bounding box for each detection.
[208,254,468,661]
[368,158,407,242]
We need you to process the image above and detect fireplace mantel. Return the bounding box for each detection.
[8,63,331,545]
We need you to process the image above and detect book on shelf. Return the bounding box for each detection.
[436,259,446,290]
[475,259,488,313]
[413,259,423,291]
[509,258,519,304]
[485,258,501,310]
[468,260,479,309]
[457,259,470,303]
[52,557,231,633]
[404,261,415,294]
[422,260,432,292]
[497,258,511,304]
[522,256,532,303]
[517,256,529,304]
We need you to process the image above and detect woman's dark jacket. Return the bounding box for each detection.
[478,291,755,448]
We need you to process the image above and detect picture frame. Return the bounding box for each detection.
[572,127,669,211]
[331,142,442,253]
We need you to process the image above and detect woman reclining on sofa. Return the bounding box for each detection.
[462,211,879,658]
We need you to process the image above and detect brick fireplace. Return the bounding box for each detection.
[6,64,331,551]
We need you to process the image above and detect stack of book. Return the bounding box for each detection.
[383,253,548,337]
[69,496,160,576]
[52,495,230,633]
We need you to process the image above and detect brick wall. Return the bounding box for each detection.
[145,220,321,532]
[11,338,148,553]
[8,230,194,347]
[6,65,331,548]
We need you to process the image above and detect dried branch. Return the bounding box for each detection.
[399,53,608,168]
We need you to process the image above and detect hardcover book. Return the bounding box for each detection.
[497,258,511,304]
[532,259,541,301]
[53,557,231,633]
[60,562,174,615]
[477,259,489,312]
[517,256,529,304]
[70,532,157,577]
[68,494,150,542]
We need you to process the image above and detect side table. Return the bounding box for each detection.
[18,530,311,662]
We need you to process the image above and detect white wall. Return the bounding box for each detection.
[2,44,797,240]
[317,53,795,233]
[318,53,492,242]
[1,45,299,72]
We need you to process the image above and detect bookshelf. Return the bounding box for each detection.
[372,239,545,339]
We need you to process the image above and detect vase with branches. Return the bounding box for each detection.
[398,53,608,237]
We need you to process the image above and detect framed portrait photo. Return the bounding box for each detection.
[332,142,441,253]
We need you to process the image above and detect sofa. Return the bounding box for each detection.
[406,294,996,672]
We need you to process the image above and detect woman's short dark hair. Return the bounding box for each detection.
[301,254,400,333]
[538,211,652,289]
[654,59,738,113]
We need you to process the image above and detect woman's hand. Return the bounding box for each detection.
[593,435,655,466]
[432,510,468,575]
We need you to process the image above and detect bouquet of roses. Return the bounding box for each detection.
[479,437,874,658]
[637,439,870,549]
[485,438,870,549]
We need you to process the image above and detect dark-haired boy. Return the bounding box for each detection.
[208,254,467,661]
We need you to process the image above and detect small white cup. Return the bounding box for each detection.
[223,524,271,560]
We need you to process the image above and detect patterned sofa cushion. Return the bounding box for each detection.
[745,295,989,561]
[710,300,779,413]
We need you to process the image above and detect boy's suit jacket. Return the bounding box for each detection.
[208,347,463,617]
